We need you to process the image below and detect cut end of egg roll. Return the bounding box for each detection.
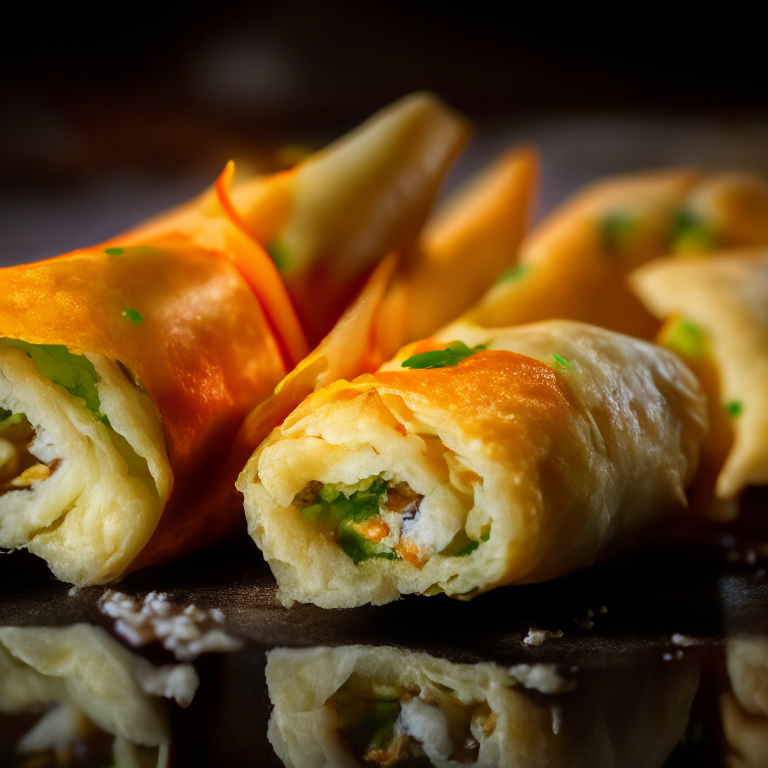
[0,340,172,585]
[238,320,707,608]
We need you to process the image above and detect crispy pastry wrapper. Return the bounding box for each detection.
[386,147,537,343]
[0,234,287,585]
[630,253,768,511]
[135,92,470,346]
[265,645,698,768]
[238,320,707,608]
[1,623,199,768]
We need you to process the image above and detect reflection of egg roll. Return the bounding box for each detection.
[721,638,768,768]
[0,624,198,768]
[265,645,698,768]
[238,320,706,608]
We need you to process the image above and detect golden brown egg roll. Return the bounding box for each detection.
[132,92,470,346]
[630,253,768,518]
[237,320,707,608]
[0,232,290,586]
[465,170,768,340]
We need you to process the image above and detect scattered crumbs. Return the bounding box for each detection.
[574,619,594,630]
[663,650,685,661]
[67,586,80,597]
[136,663,199,708]
[586,609,594,618]
[523,628,564,646]
[509,664,577,694]
[550,705,563,735]
[672,633,697,647]
[747,550,758,565]
[599,605,608,614]
[98,590,242,661]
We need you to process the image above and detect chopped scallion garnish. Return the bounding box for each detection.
[495,264,531,285]
[552,353,575,370]
[402,341,487,370]
[599,212,638,253]
[122,308,143,325]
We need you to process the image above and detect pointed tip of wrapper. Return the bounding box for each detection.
[233,253,400,460]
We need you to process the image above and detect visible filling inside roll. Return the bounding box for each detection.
[291,475,490,568]
[0,410,59,494]
[0,337,171,583]
[0,703,114,767]
[329,673,496,766]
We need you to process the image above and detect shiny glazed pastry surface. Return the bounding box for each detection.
[238,320,707,608]
[0,236,286,585]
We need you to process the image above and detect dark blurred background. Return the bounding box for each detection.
[2,2,767,265]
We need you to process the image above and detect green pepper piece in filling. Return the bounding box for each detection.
[0,339,109,424]
[0,409,25,432]
[298,476,395,563]
[454,530,490,558]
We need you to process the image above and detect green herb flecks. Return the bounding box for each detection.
[495,263,531,285]
[266,241,293,272]
[0,339,108,423]
[402,341,488,370]
[726,400,743,417]
[455,530,490,558]
[664,318,708,358]
[599,212,638,254]
[104,245,157,257]
[297,476,395,564]
[670,210,717,254]
[122,308,143,325]
[552,353,575,370]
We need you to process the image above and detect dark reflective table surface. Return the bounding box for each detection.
[4,496,768,766]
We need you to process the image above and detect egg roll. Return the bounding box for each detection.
[265,645,698,768]
[630,253,768,518]
[0,233,287,585]
[132,92,470,346]
[466,169,768,340]
[238,320,707,608]
[1,623,198,768]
